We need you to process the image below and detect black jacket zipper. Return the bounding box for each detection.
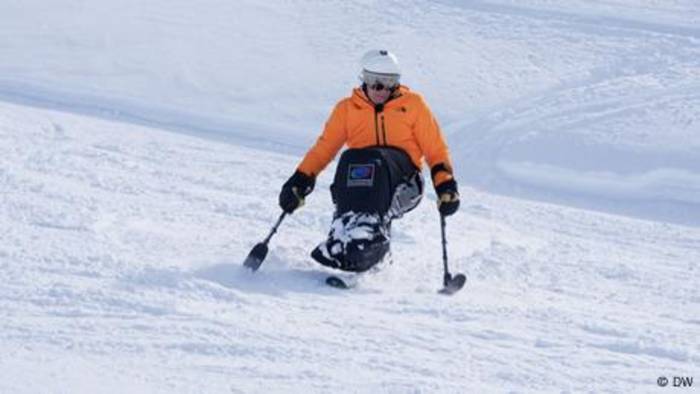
[381,115,387,145]
[374,110,380,145]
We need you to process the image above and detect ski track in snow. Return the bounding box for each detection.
[2,101,699,393]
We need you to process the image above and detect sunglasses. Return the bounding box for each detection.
[362,71,399,91]
[368,82,396,91]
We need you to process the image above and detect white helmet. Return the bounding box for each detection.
[359,50,401,86]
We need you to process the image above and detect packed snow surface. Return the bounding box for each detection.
[1,0,699,393]
[3,100,699,393]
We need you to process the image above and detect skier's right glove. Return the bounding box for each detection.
[436,179,460,217]
[279,170,315,214]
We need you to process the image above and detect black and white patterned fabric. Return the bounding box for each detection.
[311,211,390,272]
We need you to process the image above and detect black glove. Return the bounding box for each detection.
[436,179,460,216]
[279,170,315,213]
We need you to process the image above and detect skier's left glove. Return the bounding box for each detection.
[279,170,315,214]
[436,179,460,217]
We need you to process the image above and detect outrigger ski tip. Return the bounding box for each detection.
[438,273,466,295]
[242,212,287,272]
[243,243,267,271]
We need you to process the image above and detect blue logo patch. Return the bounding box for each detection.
[347,164,375,186]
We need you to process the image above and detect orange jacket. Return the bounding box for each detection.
[297,85,455,187]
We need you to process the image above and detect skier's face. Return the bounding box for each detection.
[367,84,392,104]
[362,71,398,105]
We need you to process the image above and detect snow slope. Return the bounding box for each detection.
[1,0,699,392]
[2,100,699,393]
[1,0,699,224]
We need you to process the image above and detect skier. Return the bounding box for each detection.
[279,50,460,273]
